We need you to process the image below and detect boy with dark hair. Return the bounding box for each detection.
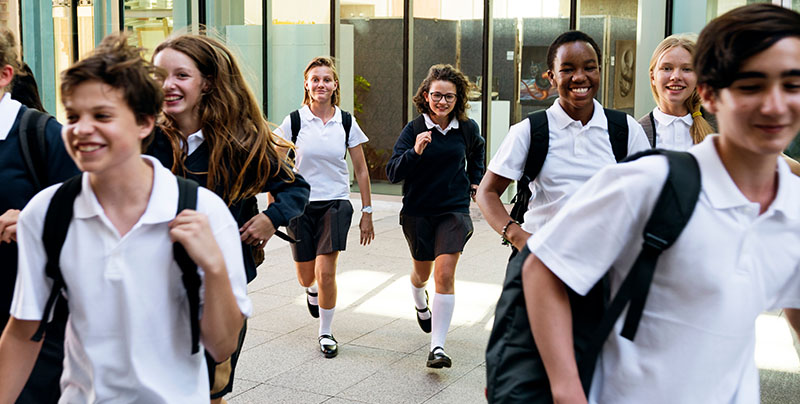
[0,33,251,403]
[523,4,800,403]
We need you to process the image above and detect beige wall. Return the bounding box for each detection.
[581,0,638,19]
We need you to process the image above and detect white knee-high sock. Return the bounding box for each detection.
[319,307,335,337]
[411,283,431,320]
[430,293,454,351]
[307,283,318,305]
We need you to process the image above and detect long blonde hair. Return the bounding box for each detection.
[649,34,714,144]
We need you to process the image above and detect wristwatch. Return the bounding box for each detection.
[361,205,373,214]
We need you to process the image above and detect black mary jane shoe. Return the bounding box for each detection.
[318,334,338,358]
[426,346,451,369]
[416,291,431,333]
[306,289,319,318]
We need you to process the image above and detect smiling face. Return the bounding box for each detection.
[652,46,697,116]
[701,37,800,157]
[304,65,338,106]
[62,80,154,175]
[153,47,206,131]
[424,80,457,121]
[548,41,600,121]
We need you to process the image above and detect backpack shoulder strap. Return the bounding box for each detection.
[18,108,51,190]
[290,110,301,144]
[173,176,202,354]
[288,110,301,161]
[524,110,550,181]
[578,150,700,380]
[32,175,83,342]
[638,113,657,148]
[411,114,427,136]
[341,110,352,159]
[603,108,629,162]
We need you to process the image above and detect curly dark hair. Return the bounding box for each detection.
[695,3,800,91]
[412,64,471,122]
[546,30,602,71]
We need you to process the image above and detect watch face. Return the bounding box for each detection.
[361,206,373,213]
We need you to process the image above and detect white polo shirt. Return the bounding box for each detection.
[528,136,800,403]
[652,107,694,151]
[422,112,459,135]
[488,98,651,234]
[11,155,252,403]
[0,93,22,141]
[277,105,368,201]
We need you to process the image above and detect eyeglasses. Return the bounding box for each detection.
[429,92,457,103]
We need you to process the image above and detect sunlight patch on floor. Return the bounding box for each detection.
[755,314,800,372]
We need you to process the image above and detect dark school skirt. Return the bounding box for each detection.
[288,199,354,262]
[399,212,474,261]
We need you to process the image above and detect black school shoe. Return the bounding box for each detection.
[306,289,319,318]
[318,334,338,358]
[426,346,451,368]
[416,291,431,333]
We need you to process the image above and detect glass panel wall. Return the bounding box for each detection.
[708,0,771,18]
[268,0,330,124]
[579,0,638,116]
[342,1,402,192]
[52,1,74,120]
[507,0,571,120]
[123,0,174,59]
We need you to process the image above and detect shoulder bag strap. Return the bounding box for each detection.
[32,175,83,341]
[174,176,201,354]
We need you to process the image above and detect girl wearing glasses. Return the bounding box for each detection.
[386,64,485,369]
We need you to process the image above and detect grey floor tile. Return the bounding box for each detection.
[227,378,261,399]
[242,328,281,352]
[349,318,430,354]
[234,330,321,383]
[423,365,487,404]
[227,383,330,404]
[322,398,371,404]
[248,299,318,334]
[337,347,473,404]
[267,344,406,397]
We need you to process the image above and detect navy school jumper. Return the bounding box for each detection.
[146,128,310,283]
[386,115,485,216]
[0,105,80,330]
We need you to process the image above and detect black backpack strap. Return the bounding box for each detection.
[288,110,301,160]
[32,175,83,342]
[648,112,657,148]
[411,114,427,136]
[341,110,352,159]
[578,150,700,380]
[603,108,629,162]
[508,111,549,223]
[174,176,201,354]
[18,108,51,190]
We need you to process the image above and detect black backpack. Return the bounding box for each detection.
[18,108,52,191]
[31,175,204,355]
[486,149,701,403]
[508,109,629,223]
[288,109,352,160]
